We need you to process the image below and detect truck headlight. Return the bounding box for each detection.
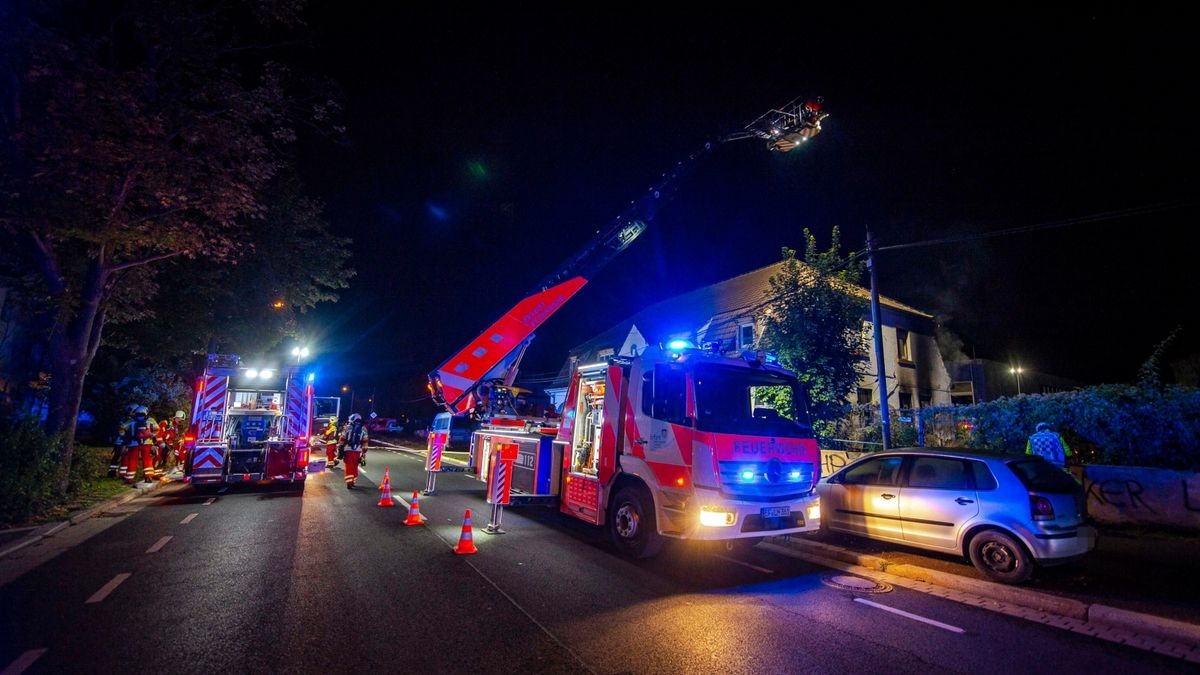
[807,503,821,522]
[700,506,736,527]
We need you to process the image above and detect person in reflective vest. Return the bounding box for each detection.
[110,404,136,479]
[1025,422,1073,468]
[121,406,159,483]
[338,413,369,489]
[156,411,184,472]
[321,417,339,466]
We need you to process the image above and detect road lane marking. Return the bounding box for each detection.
[713,554,774,574]
[203,497,216,506]
[86,573,132,604]
[1,649,48,675]
[180,513,198,524]
[853,597,965,634]
[146,536,173,554]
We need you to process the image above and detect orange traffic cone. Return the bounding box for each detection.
[376,474,395,508]
[378,467,390,491]
[454,509,478,555]
[404,491,423,526]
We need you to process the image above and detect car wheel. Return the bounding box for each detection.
[608,486,664,559]
[968,529,1034,584]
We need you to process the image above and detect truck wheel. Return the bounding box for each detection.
[608,486,664,559]
[968,529,1033,584]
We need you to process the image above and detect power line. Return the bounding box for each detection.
[875,201,1189,252]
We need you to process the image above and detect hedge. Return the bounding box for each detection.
[917,385,1200,470]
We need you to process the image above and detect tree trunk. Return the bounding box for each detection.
[43,260,110,494]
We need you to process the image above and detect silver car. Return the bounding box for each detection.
[816,449,1096,583]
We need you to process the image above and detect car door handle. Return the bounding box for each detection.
[880,493,896,500]
[955,497,975,505]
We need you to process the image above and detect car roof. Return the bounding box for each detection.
[859,447,1026,463]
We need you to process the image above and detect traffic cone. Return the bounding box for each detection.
[454,509,478,555]
[378,467,390,491]
[404,491,423,526]
[376,474,395,508]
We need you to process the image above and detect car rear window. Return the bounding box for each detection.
[1006,459,1079,493]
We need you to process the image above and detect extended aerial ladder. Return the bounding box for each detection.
[427,96,828,416]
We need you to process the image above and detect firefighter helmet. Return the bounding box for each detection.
[125,404,138,414]
[349,413,362,423]
[134,405,149,415]
[175,410,186,419]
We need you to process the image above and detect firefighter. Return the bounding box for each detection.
[109,404,136,479]
[321,416,339,466]
[1025,422,1073,468]
[156,411,184,473]
[121,405,159,483]
[338,413,369,489]
[171,410,188,465]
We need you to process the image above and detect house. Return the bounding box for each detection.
[543,260,952,412]
[948,359,1081,404]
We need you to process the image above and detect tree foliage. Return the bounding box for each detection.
[0,0,348,488]
[760,228,868,435]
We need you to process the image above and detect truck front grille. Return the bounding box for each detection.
[717,460,815,501]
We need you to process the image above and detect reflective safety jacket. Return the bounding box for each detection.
[1025,430,1072,466]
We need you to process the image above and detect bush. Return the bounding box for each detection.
[917,385,1200,469]
[0,419,66,526]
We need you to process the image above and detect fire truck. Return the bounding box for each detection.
[182,353,313,489]
[426,97,828,556]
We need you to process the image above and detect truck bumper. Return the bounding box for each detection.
[661,487,822,540]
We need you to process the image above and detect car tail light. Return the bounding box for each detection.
[296,450,309,468]
[1030,495,1055,521]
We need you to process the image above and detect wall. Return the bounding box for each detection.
[818,449,1200,532]
[1071,465,1200,531]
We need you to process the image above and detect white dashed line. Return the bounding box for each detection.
[180,513,198,525]
[1,649,48,675]
[712,554,774,574]
[203,497,216,506]
[145,536,173,554]
[853,597,965,634]
[86,573,132,604]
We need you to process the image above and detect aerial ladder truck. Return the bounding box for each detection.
[427,96,829,557]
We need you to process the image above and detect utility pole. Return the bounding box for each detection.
[867,231,891,450]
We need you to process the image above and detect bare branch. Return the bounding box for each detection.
[107,250,184,273]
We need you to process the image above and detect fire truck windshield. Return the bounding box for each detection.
[693,364,814,438]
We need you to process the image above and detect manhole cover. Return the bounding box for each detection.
[820,573,892,593]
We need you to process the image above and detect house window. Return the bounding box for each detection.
[856,387,873,405]
[898,389,913,410]
[738,323,755,350]
[896,329,911,362]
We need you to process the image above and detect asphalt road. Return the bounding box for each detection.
[0,447,1191,674]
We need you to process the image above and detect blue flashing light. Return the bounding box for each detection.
[307,373,315,383]
[741,470,756,481]
[788,470,801,480]
[667,339,692,351]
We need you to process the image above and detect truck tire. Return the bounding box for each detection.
[608,486,664,559]
[968,529,1034,584]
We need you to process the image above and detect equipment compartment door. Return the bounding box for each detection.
[560,371,607,524]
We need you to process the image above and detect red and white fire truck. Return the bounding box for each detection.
[426,97,827,556]
[182,353,313,489]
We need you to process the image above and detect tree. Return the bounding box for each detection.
[0,1,344,488]
[760,228,868,435]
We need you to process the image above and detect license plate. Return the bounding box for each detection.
[760,506,791,519]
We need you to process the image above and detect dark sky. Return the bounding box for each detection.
[297,6,1196,413]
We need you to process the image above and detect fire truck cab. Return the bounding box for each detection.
[470,343,822,557]
[182,353,313,489]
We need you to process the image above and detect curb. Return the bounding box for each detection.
[776,535,1199,648]
[0,479,168,560]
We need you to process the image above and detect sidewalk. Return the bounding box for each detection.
[0,474,173,559]
[794,525,1200,625]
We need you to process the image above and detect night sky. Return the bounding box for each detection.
[297,6,1196,414]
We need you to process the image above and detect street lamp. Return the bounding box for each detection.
[1010,366,1024,395]
[342,384,356,413]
